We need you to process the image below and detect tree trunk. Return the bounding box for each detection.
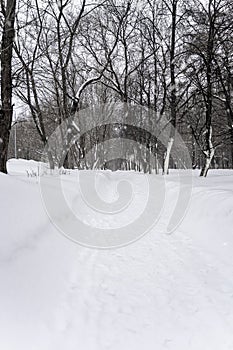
[200,127,215,177]
[163,137,174,175]
[0,0,16,173]
[162,0,177,175]
[200,4,214,177]
[200,149,214,177]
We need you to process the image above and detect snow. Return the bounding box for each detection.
[1,159,233,349]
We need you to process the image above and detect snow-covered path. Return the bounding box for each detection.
[1,160,233,350]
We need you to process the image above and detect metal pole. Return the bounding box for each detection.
[14,113,17,159]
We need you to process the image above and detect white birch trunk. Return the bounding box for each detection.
[200,127,215,177]
[163,137,174,175]
[201,148,215,177]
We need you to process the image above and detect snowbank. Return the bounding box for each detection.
[0,159,233,350]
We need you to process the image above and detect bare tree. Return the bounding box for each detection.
[184,0,232,176]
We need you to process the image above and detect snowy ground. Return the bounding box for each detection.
[1,159,233,350]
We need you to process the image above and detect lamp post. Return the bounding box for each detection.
[12,112,18,159]
[12,116,27,160]
[14,119,17,159]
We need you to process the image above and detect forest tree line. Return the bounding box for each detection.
[0,0,232,175]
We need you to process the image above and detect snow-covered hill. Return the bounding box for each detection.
[1,159,233,350]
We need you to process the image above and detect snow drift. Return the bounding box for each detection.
[0,159,233,350]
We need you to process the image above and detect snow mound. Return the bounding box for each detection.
[1,160,233,350]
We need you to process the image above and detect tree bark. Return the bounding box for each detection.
[163,0,178,175]
[200,126,215,177]
[0,0,16,173]
[200,0,215,177]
